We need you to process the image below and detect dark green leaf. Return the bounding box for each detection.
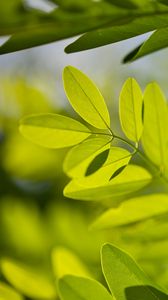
[124,27,168,62]
[65,15,168,53]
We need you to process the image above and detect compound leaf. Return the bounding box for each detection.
[19,113,91,149]
[63,66,111,130]
[119,78,143,143]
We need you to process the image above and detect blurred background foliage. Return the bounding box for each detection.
[1,1,168,300]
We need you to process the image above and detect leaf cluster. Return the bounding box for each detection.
[58,243,168,300]
[1,242,168,300]
[20,66,168,231]
[1,0,168,61]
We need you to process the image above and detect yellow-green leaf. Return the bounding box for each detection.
[72,147,132,187]
[101,243,163,300]
[52,247,91,279]
[142,82,168,172]
[19,113,91,149]
[58,275,114,300]
[92,194,168,230]
[119,78,143,143]
[0,281,23,300]
[63,66,110,129]
[64,165,152,201]
[63,135,112,178]
[1,259,56,299]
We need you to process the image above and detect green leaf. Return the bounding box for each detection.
[70,147,132,187]
[92,194,168,230]
[119,78,143,143]
[1,259,56,299]
[101,243,164,300]
[0,23,101,54]
[141,82,168,172]
[63,66,111,129]
[64,165,152,201]
[125,285,168,300]
[19,113,91,149]
[63,135,112,178]
[123,27,168,62]
[0,281,23,300]
[65,15,168,53]
[52,247,91,279]
[58,275,114,300]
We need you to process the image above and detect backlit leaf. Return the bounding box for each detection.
[0,281,23,300]
[71,147,132,187]
[19,113,91,149]
[58,275,114,300]
[101,243,163,300]
[141,82,168,172]
[1,259,56,299]
[63,135,112,178]
[92,194,168,230]
[119,78,143,143]
[64,165,152,201]
[52,247,91,279]
[63,66,111,129]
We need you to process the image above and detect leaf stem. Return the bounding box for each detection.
[113,134,168,185]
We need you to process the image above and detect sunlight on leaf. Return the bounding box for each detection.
[142,82,168,173]
[92,194,168,230]
[52,247,91,279]
[64,165,152,201]
[0,281,23,300]
[63,66,111,129]
[1,259,56,299]
[19,113,91,149]
[101,243,162,300]
[63,135,112,178]
[119,78,143,143]
[72,147,132,187]
[58,275,114,300]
